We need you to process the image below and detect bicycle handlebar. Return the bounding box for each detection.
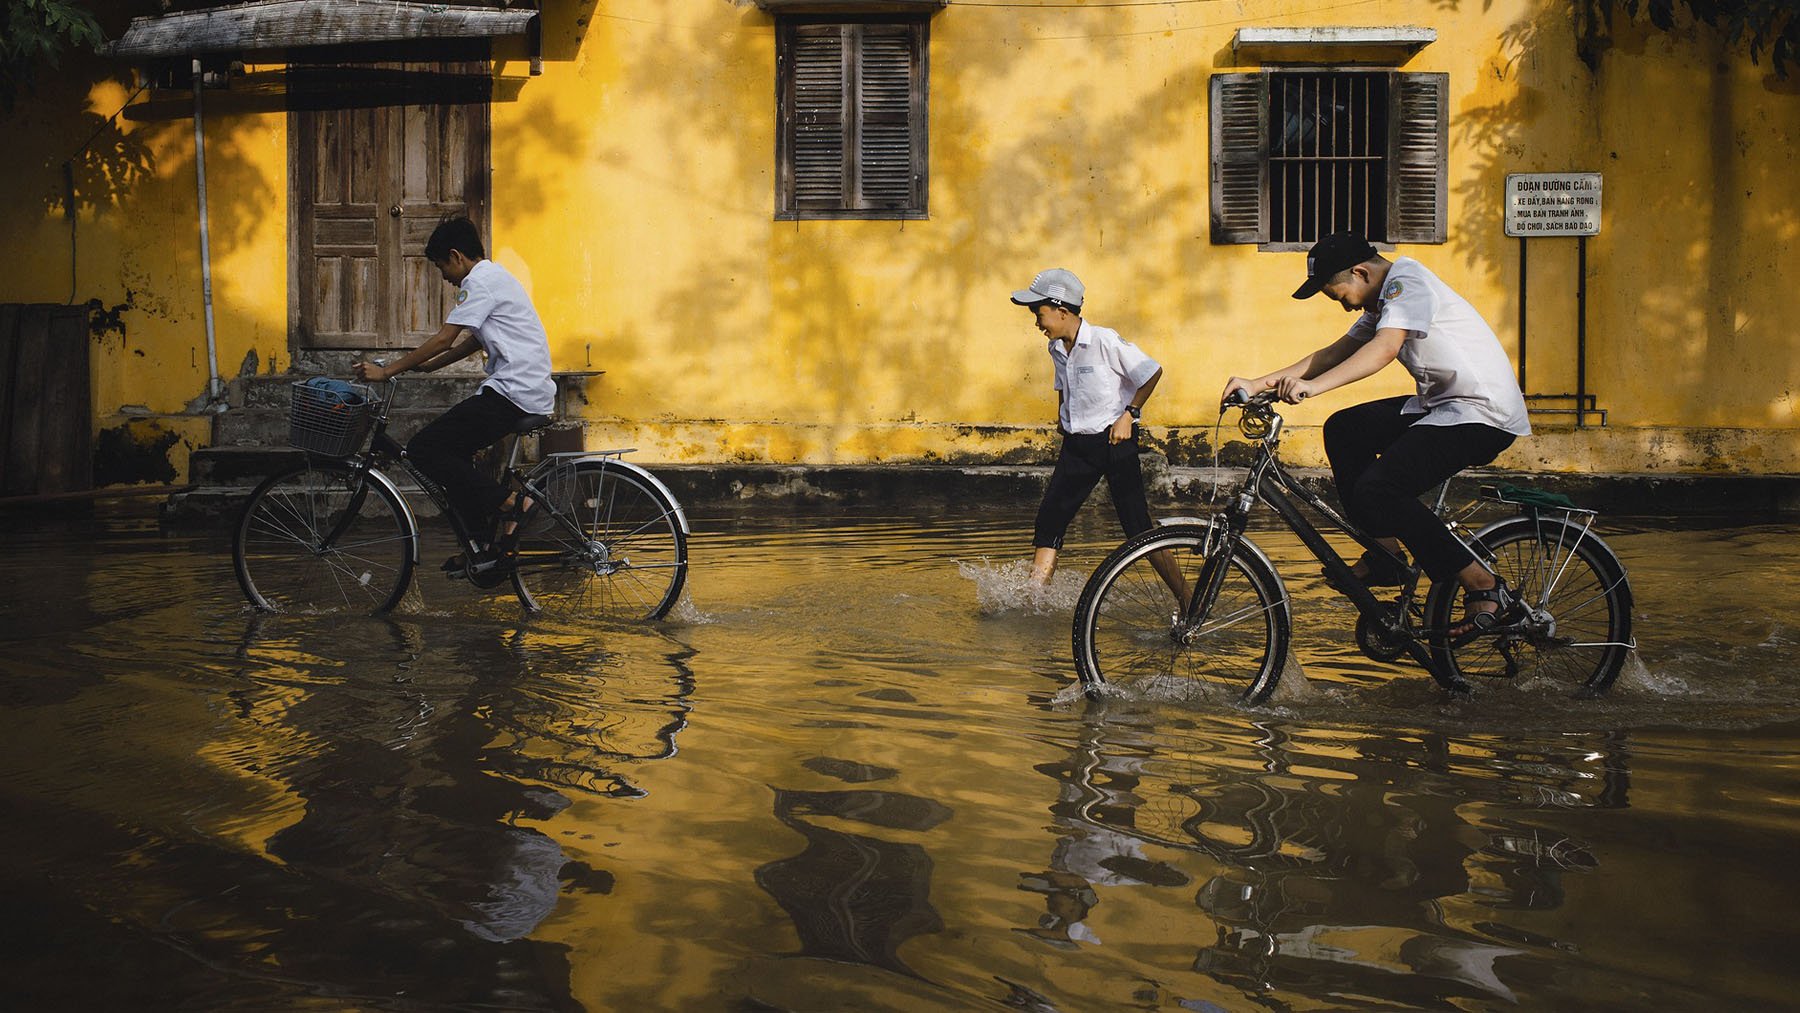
[1222,388,1279,410]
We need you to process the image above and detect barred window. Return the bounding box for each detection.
[776,18,928,220]
[1210,70,1447,246]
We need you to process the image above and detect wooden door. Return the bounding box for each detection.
[1,304,91,496]
[293,62,490,350]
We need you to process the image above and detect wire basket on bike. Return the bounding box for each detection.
[288,378,377,457]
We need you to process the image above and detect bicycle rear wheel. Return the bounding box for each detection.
[233,460,417,614]
[1425,515,1634,696]
[1072,524,1291,705]
[511,459,688,621]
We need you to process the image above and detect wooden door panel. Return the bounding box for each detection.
[401,256,452,337]
[294,59,488,351]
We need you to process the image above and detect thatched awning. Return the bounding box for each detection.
[109,0,538,59]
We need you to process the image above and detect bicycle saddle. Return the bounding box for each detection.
[510,414,553,435]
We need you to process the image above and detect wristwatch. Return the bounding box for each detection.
[1126,404,1142,420]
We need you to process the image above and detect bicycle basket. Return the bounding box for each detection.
[288,378,377,457]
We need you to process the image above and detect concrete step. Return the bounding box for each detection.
[162,480,449,526]
[167,448,450,526]
[212,405,449,447]
[230,372,485,410]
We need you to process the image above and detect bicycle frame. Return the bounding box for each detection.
[1186,404,1442,675]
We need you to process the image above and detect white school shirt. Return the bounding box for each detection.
[445,259,557,416]
[1049,320,1161,435]
[1347,257,1531,436]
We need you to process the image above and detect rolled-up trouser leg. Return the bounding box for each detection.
[1101,432,1155,539]
[1033,433,1107,550]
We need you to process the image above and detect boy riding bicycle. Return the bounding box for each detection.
[1221,233,1531,635]
[352,218,555,577]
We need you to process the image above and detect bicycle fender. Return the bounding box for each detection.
[1467,515,1624,578]
[586,457,690,535]
[1231,531,1291,616]
[362,466,422,566]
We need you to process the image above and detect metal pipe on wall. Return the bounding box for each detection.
[193,58,222,402]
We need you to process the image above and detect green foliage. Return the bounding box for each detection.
[1,0,105,111]
[1591,0,1800,77]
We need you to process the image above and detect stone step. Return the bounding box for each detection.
[230,372,485,410]
[162,480,449,526]
[212,405,449,447]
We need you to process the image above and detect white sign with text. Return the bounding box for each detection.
[1505,172,1602,237]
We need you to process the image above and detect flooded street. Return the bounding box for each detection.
[4,506,1799,1011]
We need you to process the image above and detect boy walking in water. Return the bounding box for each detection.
[1011,269,1167,588]
[353,218,556,579]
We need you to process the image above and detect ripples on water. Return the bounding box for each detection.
[2,510,1798,1011]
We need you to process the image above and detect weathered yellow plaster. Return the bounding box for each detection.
[1,1,1795,484]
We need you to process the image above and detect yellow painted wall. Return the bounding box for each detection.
[497,0,1799,472]
[0,23,286,482]
[1,0,1796,482]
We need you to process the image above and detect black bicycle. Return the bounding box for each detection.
[1072,390,1635,703]
[232,377,689,620]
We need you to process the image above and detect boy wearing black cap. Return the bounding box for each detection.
[1011,268,1173,590]
[1220,233,1530,633]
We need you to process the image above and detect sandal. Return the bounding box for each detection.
[1449,577,1513,641]
[1323,548,1412,593]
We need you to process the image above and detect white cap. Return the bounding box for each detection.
[1010,268,1084,309]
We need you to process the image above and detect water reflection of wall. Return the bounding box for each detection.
[1030,712,1631,1008]
[204,617,698,1006]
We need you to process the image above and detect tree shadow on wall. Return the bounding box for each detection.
[1451,1,1800,424]
[593,8,1238,448]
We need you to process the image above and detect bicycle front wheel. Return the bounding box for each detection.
[1425,515,1634,696]
[511,460,688,621]
[233,460,417,614]
[1073,524,1291,705]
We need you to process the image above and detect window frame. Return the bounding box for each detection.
[1209,67,1447,248]
[775,14,930,221]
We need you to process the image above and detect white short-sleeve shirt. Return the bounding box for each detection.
[445,259,557,417]
[1347,257,1531,436]
[1049,320,1161,435]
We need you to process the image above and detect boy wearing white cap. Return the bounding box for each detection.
[1011,268,1166,587]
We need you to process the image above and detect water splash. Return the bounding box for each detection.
[664,591,715,625]
[1613,652,1694,696]
[958,557,1084,615]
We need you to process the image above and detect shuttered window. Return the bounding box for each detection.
[777,18,928,220]
[1210,70,1446,246]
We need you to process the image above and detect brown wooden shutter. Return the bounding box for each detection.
[787,24,847,210]
[778,18,926,219]
[855,23,921,210]
[1210,73,1268,244]
[1386,72,1447,244]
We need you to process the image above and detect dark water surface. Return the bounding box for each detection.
[3,507,1798,1011]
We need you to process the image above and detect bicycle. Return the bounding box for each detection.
[232,377,689,620]
[1071,389,1634,704]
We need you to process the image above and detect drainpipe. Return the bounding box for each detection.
[193,58,222,403]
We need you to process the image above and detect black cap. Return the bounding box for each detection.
[1291,233,1378,299]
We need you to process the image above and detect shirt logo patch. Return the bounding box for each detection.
[1383,279,1405,300]
[456,288,469,305]
[1076,365,1096,375]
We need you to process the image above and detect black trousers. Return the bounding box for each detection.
[1033,430,1155,550]
[1322,396,1516,582]
[406,388,526,537]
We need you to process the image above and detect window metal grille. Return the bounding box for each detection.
[1268,72,1388,244]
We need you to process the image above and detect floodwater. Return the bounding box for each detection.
[3,504,1798,1011]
